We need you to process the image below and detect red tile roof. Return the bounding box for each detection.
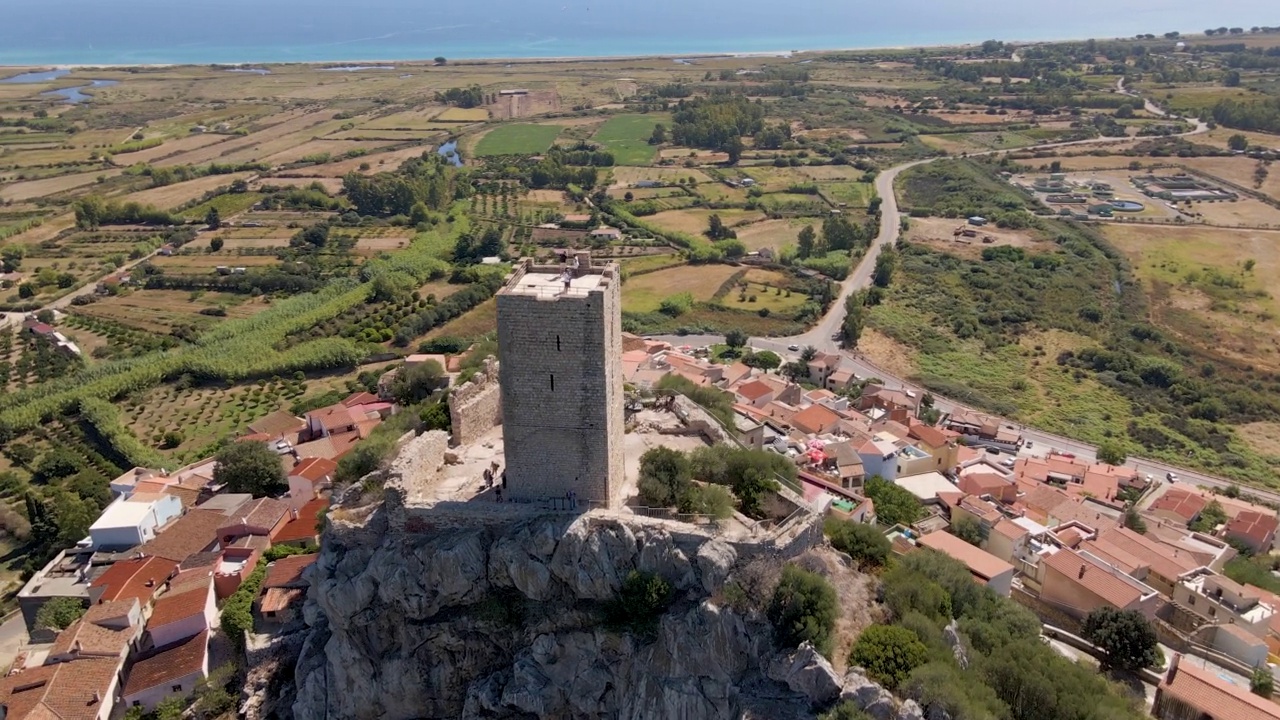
[0,657,121,720]
[1150,487,1210,523]
[1043,548,1146,608]
[308,404,359,431]
[90,556,177,606]
[289,456,337,485]
[124,630,209,697]
[918,531,1014,582]
[1160,656,1280,720]
[791,403,842,435]
[135,509,229,562]
[959,472,1014,501]
[1225,511,1279,549]
[148,581,210,630]
[50,601,137,658]
[991,518,1029,541]
[735,380,773,402]
[274,498,327,545]
[263,554,318,589]
[908,422,951,449]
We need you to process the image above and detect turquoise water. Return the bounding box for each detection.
[0,1,1272,65]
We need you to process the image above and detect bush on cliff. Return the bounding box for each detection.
[605,570,673,638]
[768,564,838,658]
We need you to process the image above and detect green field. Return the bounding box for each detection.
[474,124,563,156]
[181,192,265,220]
[592,114,663,165]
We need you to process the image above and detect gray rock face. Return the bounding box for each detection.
[897,699,926,720]
[841,667,900,720]
[767,642,843,706]
[696,539,737,594]
[943,619,969,669]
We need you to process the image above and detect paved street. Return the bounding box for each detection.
[0,612,29,672]
[645,92,1260,503]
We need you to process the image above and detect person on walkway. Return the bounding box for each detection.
[496,488,503,503]
[501,471,507,489]
[483,468,492,488]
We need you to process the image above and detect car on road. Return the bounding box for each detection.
[1000,457,1016,468]
[788,344,799,351]
[1025,441,1033,448]
[985,447,1000,455]
[1058,452,1075,459]
[1166,472,1178,483]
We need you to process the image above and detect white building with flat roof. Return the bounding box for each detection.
[89,495,184,551]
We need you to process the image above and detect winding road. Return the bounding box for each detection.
[650,84,1276,502]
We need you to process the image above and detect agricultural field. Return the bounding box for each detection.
[609,166,712,187]
[71,290,270,334]
[473,124,563,156]
[619,264,742,313]
[591,114,664,165]
[436,107,490,122]
[734,218,809,252]
[1103,224,1280,374]
[645,208,766,236]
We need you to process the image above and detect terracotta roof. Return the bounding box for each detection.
[791,403,842,435]
[1057,528,1085,548]
[991,518,1029,541]
[957,495,1003,524]
[289,456,337,485]
[342,392,380,407]
[124,630,209,697]
[222,497,290,533]
[959,472,1014,499]
[1225,511,1279,548]
[1043,548,1145,608]
[274,498,327,545]
[918,530,1014,582]
[1160,656,1280,720]
[908,422,950,449]
[1150,488,1209,523]
[148,581,210,630]
[293,428,365,460]
[0,658,121,720]
[50,607,135,658]
[259,587,304,614]
[247,409,306,438]
[263,554,318,589]
[1093,527,1199,581]
[735,380,774,402]
[308,404,359,431]
[135,509,228,562]
[89,556,177,605]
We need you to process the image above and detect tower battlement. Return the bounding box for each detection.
[496,256,625,509]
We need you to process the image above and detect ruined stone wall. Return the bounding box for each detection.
[496,264,624,509]
[449,357,502,447]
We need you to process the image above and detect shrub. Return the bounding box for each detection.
[768,564,838,658]
[825,517,890,570]
[637,446,692,507]
[1081,607,1160,672]
[35,596,85,631]
[222,561,266,649]
[850,624,929,689]
[659,292,694,316]
[605,570,673,637]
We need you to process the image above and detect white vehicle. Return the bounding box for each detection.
[788,344,800,351]
[1166,472,1178,483]
[1000,457,1016,468]
[905,390,917,399]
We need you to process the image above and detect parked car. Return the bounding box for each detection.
[788,344,800,351]
[1000,457,1016,468]
[985,447,1000,455]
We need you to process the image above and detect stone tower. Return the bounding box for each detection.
[496,254,624,509]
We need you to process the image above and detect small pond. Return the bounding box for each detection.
[437,140,462,167]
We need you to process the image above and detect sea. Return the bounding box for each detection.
[0,0,1273,66]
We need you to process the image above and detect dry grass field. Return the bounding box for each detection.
[0,169,123,202]
[262,138,399,165]
[74,290,269,333]
[121,172,257,210]
[1176,156,1280,202]
[646,208,765,236]
[735,219,808,252]
[285,145,432,178]
[620,264,741,313]
[1187,198,1280,227]
[906,217,1049,259]
[608,166,712,187]
[1104,223,1280,373]
[152,109,338,167]
[118,133,231,164]
[436,107,490,122]
[151,254,280,272]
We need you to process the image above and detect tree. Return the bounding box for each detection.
[1081,607,1160,672]
[34,596,85,631]
[213,441,287,497]
[420,402,451,431]
[797,225,817,259]
[161,430,184,449]
[842,293,864,349]
[1228,133,1250,151]
[723,136,744,165]
[1224,70,1242,87]
[820,702,872,720]
[825,517,890,570]
[637,446,692,507]
[724,329,748,351]
[800,346,818,363]
[1095,439,1126,466]
[0,245,24,273]
[706,214,735,240]
[648,123,667,145]
[951,515,987,547]
[1115,103,1135,119]
[209,236,225,252]
[1252,667,1274,698]
[743,350,782,371]
[850,624,929,689]
[1123,507,1148,534]
[205,207,221,229]
[1191,499,1227,532]
[864,476,923,527]
[872,249,896,288]
[768,564,839,658]
[388,360,446,406]
[434,56,447,65]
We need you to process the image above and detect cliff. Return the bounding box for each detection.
[278,432,915,720]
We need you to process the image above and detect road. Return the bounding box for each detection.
[0,612,28,672]
[1,244,165,332]
[647,84,1267,502]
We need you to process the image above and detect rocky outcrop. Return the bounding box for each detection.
[289,512,824,720]
[284,497,914,720]
[943,619,969,669]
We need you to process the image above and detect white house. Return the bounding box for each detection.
[145,575,217,650]
[286,457,337,511]
[122,629,210,713]
[89,495,184,551]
